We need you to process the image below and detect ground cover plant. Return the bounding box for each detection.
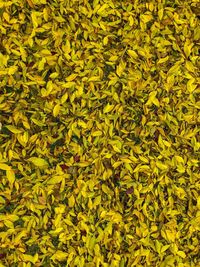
[0,0,199,266]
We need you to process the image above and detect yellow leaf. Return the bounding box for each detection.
[138,155,149,163]
[49,72,59,79]
[129,15,134,26]
[168,63,181,74]
[152,97,160,107]
[0,53,9,67]
[103,36,109,45]
[161,245,170,253]
[40,49,52,56]
[31,118,45,127]
[78,120,87,128]
[97,3,108,15]
[174,155,185,164]
[111,212,122,223]
[185,60,196,73]
[127,50,138,59]
[102,184,113,195]
[77,161,90,167]
[75,85,83,97]
[8,66,18,75]
[62,82,75,88]
[140,14,153,23]
[158,8,164,20]
[93,196,101,207]
[22,254,38,264]
[4,220,14,229]
[3,12,10,22]
[156,161,168,170]
[109,55,118,62]
[197,196,200,209]
[157,56,169,64]
[129,155,138,162]
[20,46,27,62]
[146,91,160,106]
[50,227,63,235]
[28,37,33,47]
[15,230,27,244]
[187,78,197,93]
[64,219,74,226]
[112,145,121,153]
[163,139,171,147]
[175,187,186,200]
[88,76,100,82]
[0,163,11,171]
[0,214,19,221]
[61,92,68,104]
[43,7,49,21]
[28,157,48,167]
[133,164,150,173]
[68,195,75,207]
[53,103,61,117]
[92,131,102,136]
[177,251,186,259]
[5,125,23,134]
[155,240,162,254]
[65,73,77,82]
[47,175,63,185]
[112,161,122,168]
[6,170,15,185]
[103,104,114,113]
[38,58,46,71]
[31,11,38,28]
[51,250,68,262]
[116,60,126,77]
[165,229,175,242]
[184,40,193,58]
[176,164,185,174]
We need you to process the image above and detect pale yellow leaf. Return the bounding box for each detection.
[92,131,102,136]
[3,12,10,22]
[158,8,164,20]
[116,60,126,77]
[47,175,63,185]
[97,3,108,15]
[65,73,77,82]
[103,104,114,113]
[68,195,75,207]
[127,50,138,59]
[49,72,59,79]
[177,251,186,259]
[6,170,15,185]
[161,244,170,253]
[7,66,18,75]
[6,125,23,134]
[78,120,87,128]
[53,103,61,117]
[28,157,48,167]
[157,56,169,64]
[31,11,38,28]
[22,254,38,264]
[156,161,168,170]
[51,250,68,261]
[88,76,100,82]
[0,163,11,171]
[61,92,68,104]
[184,40,193,58]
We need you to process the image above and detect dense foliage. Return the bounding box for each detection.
[0,0,199,266]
